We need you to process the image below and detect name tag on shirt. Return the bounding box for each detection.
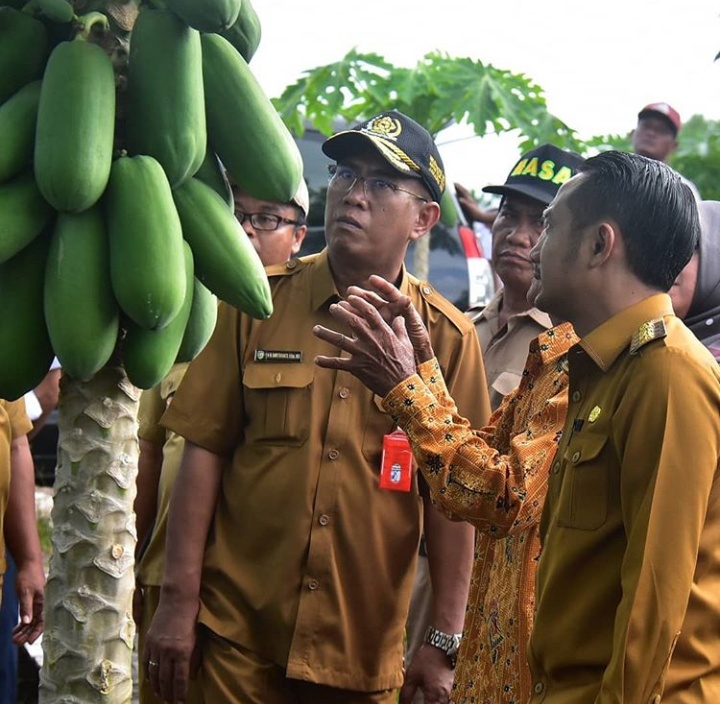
[254,350,303,363]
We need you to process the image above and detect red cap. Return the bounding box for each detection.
[638,102,681,134]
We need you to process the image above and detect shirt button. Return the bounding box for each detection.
[308,578,319,590]
[328,449,339,460]
[571,390,582,402]
[339,388,349,399]
[286,260,297,269]
[318,514,330,526]
[552,461,560,474]
[274,373,282,383]
[571,451,581,463]
[422,286,432,295]
[534,682,544,694]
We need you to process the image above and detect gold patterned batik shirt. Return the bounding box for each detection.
[382,323,578,704]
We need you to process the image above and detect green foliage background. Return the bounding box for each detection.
[273,50,720,201]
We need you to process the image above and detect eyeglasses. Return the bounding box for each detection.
[327,164,428,203]
[236,211,303,231]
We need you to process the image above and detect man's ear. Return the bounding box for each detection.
[291,225,307,256]
[587,222,616,268]
[410,202,441,241]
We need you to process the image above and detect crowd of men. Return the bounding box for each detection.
[1,99,719,704]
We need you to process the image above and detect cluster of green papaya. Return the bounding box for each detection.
[0,0,305,398]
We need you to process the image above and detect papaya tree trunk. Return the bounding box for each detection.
[413,232,430,282]
[40,366,139,703]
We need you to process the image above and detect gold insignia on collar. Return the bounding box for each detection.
[629,318,667,355]
[588,406,601,423]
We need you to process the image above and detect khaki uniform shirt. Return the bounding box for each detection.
[0,399,32,574]
[528,294,720,704]
[162,250,489,691]
[136,363,189,586]
[469,289,552,410]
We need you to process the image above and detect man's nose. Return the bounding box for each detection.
[343,176,369,201]
[507,219,540,246]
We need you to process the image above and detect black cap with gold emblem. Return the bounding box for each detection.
[322,110,446,203]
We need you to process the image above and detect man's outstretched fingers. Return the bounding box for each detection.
[313,324,354,352]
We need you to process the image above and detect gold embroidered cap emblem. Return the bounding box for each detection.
[365,115,403,140]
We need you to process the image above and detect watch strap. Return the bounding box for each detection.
[423,625,462,667]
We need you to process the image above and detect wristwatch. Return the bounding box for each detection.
[423,625,462,668]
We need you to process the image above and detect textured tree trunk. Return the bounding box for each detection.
[413,232,430,282]
[40,366,139,703]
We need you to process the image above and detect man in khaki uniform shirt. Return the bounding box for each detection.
[467,144,583,411]
[144,112,489,704]
[134,181,309,704]
[526,151,720,703]
[0,399,44,644]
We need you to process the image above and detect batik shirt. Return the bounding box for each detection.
[383,323,577,704]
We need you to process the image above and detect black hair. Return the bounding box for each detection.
[569,151,699,291]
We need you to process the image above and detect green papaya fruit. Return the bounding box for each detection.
[173,177,272,320]
[45,206,119,381]
[34,37,116,212]
[176,277,217,363]
[439,188,459,227]
[36,0,74,23]
[165,0,241,33]
[0,8,47,105]
[0,171,54,264]
[123,241,195,389]
[106,155,187,330]
[193,147,233,209]
[0,80,41,184]
[201,33,303,203]
[219,0,261,62]
[0,232,54,400]
[127,8,206,188]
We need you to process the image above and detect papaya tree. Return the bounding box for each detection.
[0,0,292,701]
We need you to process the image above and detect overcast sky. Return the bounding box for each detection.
[250,0,720,192]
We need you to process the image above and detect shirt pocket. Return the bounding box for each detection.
[557,432,609,531]
[242,364,314,446]
[361,394,398,465]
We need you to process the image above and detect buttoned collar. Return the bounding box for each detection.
[310,248,412,312]
[532,322,579,365]
[471,289,552,330]
[578,293,675,372]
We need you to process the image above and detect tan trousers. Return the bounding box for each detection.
[192,626,397,704]
[404,554,434,704]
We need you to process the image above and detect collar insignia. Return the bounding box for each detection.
[629,318,667,355]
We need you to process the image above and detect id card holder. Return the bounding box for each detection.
[379,428,413,492]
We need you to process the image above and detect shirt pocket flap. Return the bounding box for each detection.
[559,432,609,530]
[243,364,314,390]
[563,432,608,465]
